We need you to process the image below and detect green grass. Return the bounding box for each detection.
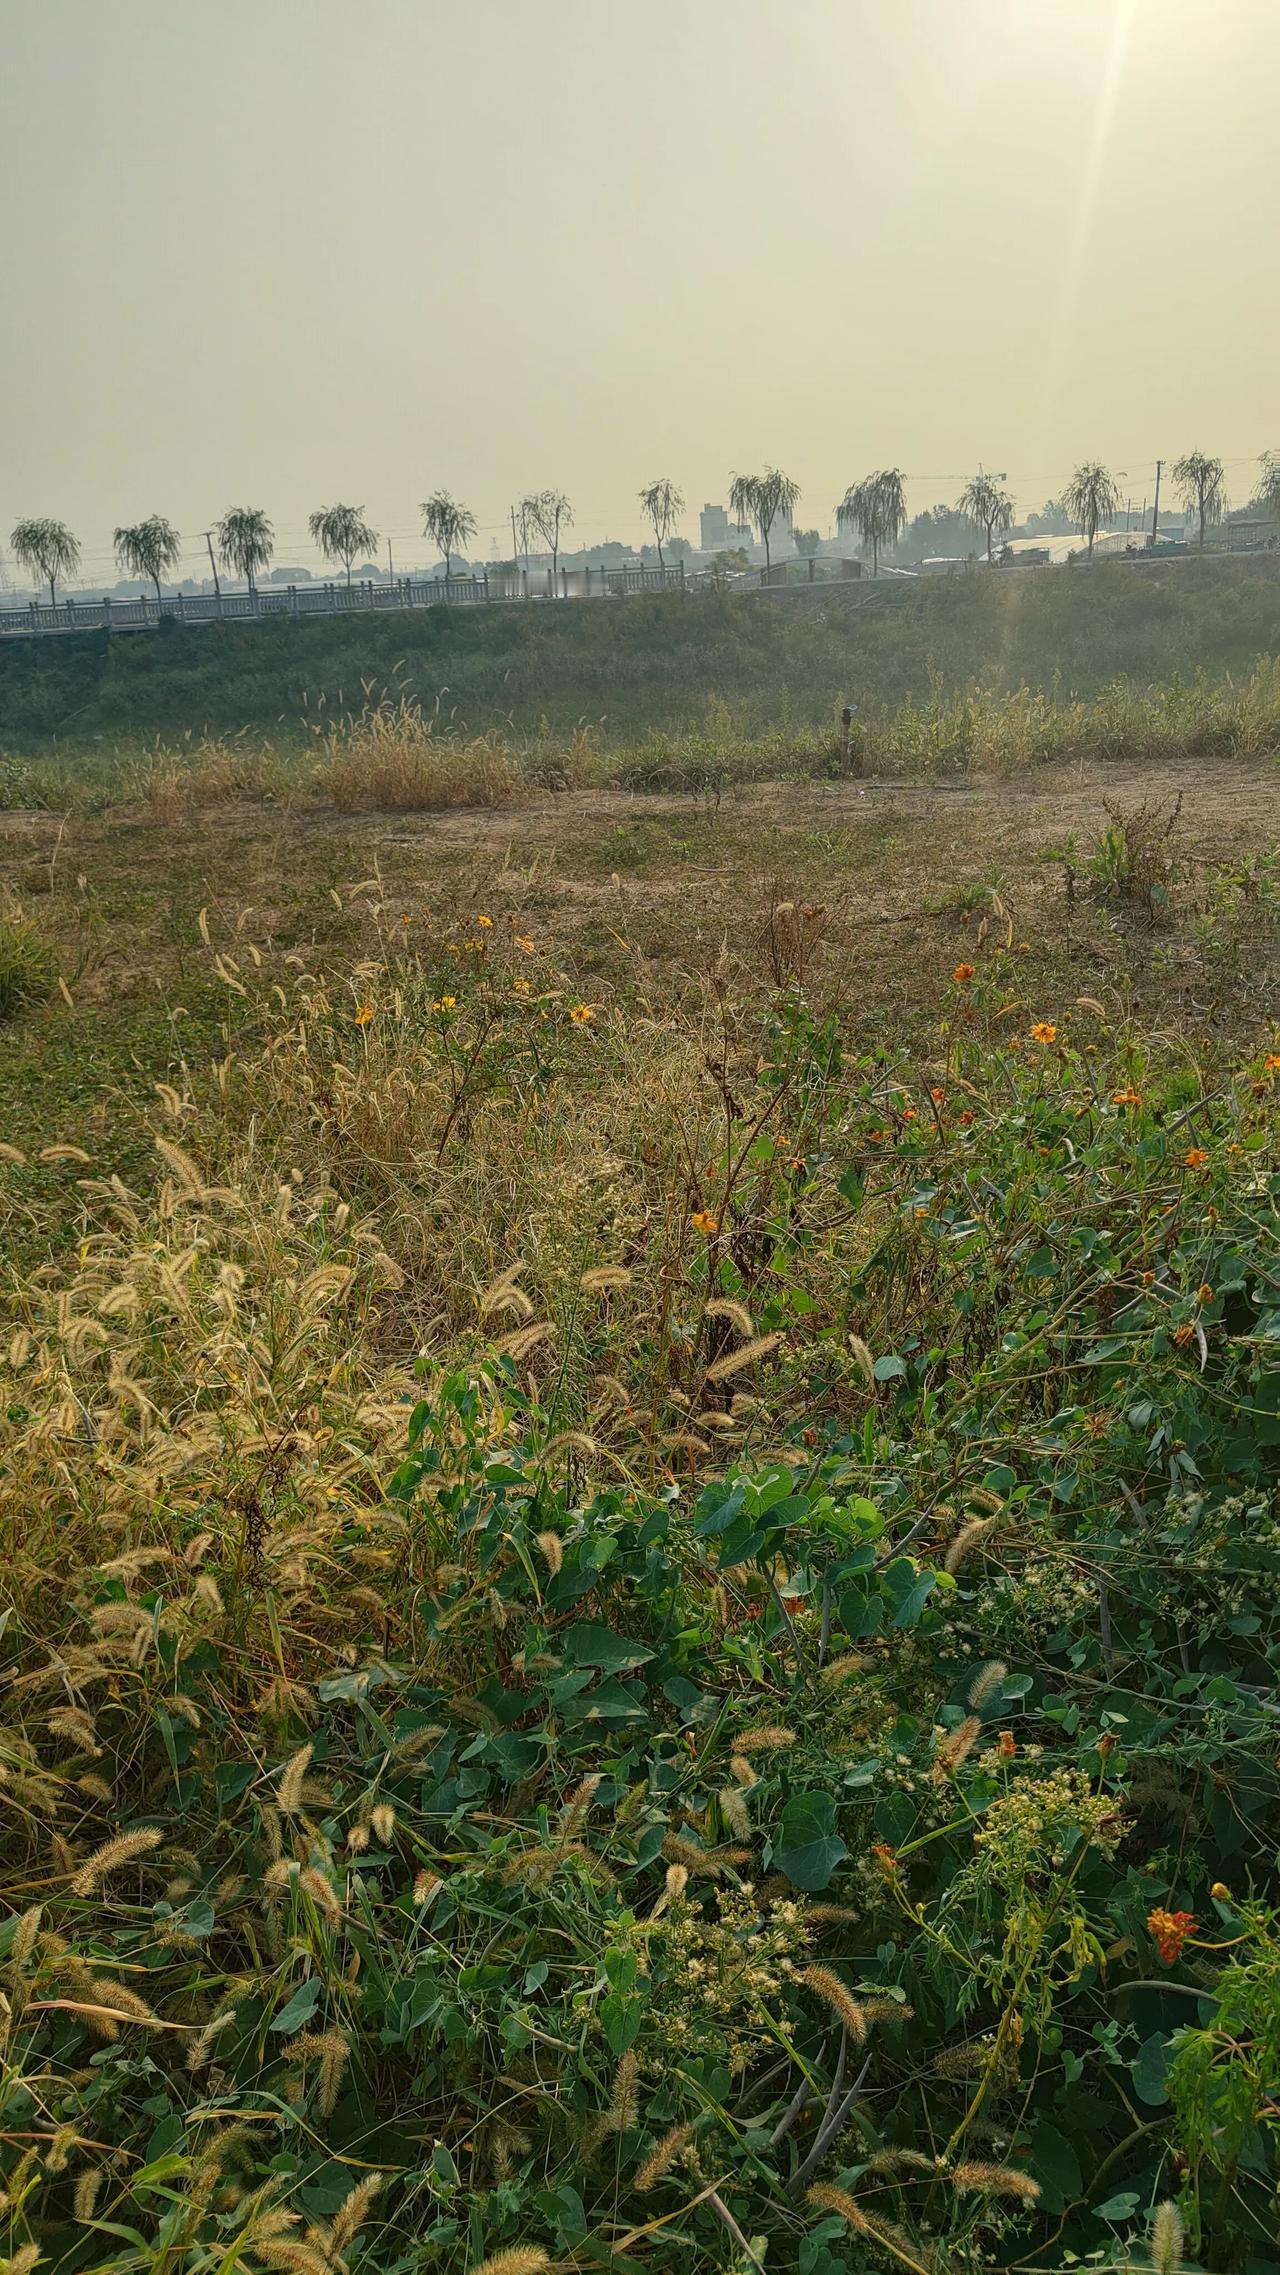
[3,757,1280,2275]
[5,556,1280,758]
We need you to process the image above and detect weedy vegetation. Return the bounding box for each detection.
[1,699,1280,2275]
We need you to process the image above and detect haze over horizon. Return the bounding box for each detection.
[3,0,1277,580]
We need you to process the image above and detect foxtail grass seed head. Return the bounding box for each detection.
[848,1334,876,1386]
[1150,2201,1185,2275]
[607,2049,641,2134]
[949,2163,1041,2204]
[535,1529,563,1575]
[719,1784,753,1839]
[329,2172,383,2252]
[706,1332,784,1383]
[73,2169,103,2222]
[801,1965,868,2042]
[70,1827,162,1895]
[11,1907,41,1966]
[934,1716,983,1776]
[734,1724,796,1753]
[634,2121,697,2192]
[467,2251,551,2275]
[819,1652,868,1687]
[276,1744,314,1815]
[967,1659,1008,1710]
[945,1517,991,1574]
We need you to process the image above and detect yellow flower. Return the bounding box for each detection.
[1211,1881,1231,1900]
[354,1003,375,1026]
[1030,1021,1057,1044]
[433,994,457,1012]
[512,977,531,995]
[569,1003,594,1024]
[690,1209,719,1236]
[515,935,535,953]
[478,914,494,928]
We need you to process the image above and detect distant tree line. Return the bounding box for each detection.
[10,453,1280,603]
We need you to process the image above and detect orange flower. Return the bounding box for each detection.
[399,913,411,925]
[871,1842,900,1878]
[1264,1053,1280,1073]
[930,1087,946,1105]
[1141,1270,1155,1286]
[1112,1087,1142,1106]
[1148,1906,1196,1964]
[867,1129,885,1144]
[690,1209,719,1236]
[1196,1283,1213,1303]
[997,1731,1016,1760]
[1173,1324,1195,1348]
[1183,1147,1209,1168]
[901,1107,917,1123]
[1030,1021,1057,1044]
[354,1003,375,1026]
[953,962,976,984]
[569,1003,594,1025]
[958,1109,975,1126]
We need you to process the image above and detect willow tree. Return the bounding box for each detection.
[11,518,80,606]
[1173,451,1225,551]
[114,517,182,601]
[1061,463,1120,562]
[524,491,573,586]
[1257,452,1280,522]
[957,472,1014,564]
[420,491,477,577]
[836,468,907,576]
[638,477,685,567]
[308,503,378,586]
[728,468,800,572]
[216,506,274,594]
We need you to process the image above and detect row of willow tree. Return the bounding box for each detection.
[10,454,1280,605]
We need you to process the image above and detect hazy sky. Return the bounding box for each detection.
[3,0,1277,578]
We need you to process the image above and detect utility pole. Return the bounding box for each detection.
[510,504,520,574]
[202,530,221,596]
[387,537,395,583]
[1150,459,1162,548]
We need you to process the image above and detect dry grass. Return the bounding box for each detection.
[122,732,290,820]
[312,694,520,811]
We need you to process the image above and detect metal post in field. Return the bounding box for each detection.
[1150,459,1163,546]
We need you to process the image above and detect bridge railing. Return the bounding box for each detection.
[0,562,687,638]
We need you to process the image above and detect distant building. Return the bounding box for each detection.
[269,565,313,583]
[699,502,751,551]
